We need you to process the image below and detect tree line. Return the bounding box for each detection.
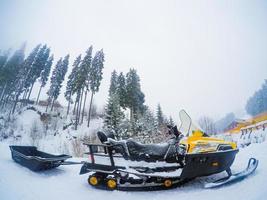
[0,43,105,130]
[103,69,174,142]
[246,79,267,116]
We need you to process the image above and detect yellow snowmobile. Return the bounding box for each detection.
[80,110,258,190]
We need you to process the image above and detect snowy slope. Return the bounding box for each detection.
[1,141,267,200]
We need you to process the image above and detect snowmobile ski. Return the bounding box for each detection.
[204,158,258,188]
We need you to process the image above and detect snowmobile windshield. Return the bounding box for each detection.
[178,110,202,137]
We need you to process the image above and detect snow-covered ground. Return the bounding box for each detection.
[1,140,266,200]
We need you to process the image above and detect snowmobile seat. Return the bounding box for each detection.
[126,139,171,160]
[97,131,179,162]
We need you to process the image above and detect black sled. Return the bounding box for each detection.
[9,145,80,171]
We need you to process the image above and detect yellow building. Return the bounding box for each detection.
[225,111,267,134]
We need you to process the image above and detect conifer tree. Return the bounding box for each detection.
[246,80,267,116]
[138,107,157,138]
[26,45,50,102]
[109,70,118,96]
[47,54,69,111]
[78,46,92,125]
[117,72,127,109]
[36,55,53,104]
[125,69,145,121]
[64,54,81,115]
[71,47,93,129]
[11,44,41,113]
[87,49,105,127]
[1,43,26,109]
[104,93,124,137]
[0,49,10,70]
[156,103,164,127]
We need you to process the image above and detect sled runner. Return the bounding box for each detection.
[204,158,259,188]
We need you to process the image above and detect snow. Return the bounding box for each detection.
[1,140,267,200]
[1,107,267,200]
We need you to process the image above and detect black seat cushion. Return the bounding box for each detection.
[126,139,170,161]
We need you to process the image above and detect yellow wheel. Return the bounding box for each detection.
[88,175,99,186]
[106,178,117,190]
[164,179,173,188]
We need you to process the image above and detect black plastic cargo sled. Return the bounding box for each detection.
[9,145,72,171]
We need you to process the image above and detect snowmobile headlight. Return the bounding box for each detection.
[192,143,218,153]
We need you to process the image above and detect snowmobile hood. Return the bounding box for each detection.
[180,135,237,154]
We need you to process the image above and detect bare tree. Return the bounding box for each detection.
[198,116,217,135]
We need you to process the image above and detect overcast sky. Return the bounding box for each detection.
[0,0,267,122]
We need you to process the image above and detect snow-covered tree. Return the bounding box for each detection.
[36,55,54,104]
[64,54,82,115]
[0,43,26,109]
[117,72,127,109]
[73,47,93,128]
[26,45,50,102]
[104,93,125,137]
[47,54,69,111]
[137,107,157,139]
[87,49,105,127]
[0,49,10,71]
[125,69,145,121]
[156,103,164,127]
[10,44,42,113]
[109,70,118,96]
[246,80,267,116]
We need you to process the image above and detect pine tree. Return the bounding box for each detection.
[64,54,82,115]
[109,70,118,96]
[26,45,50,102]
[47,54,69,111]
[104,93,125,137]
[78,46,93,125]
[1,43,26,110]
[36,55,53,104]
[117,72,127,109]
[137,107,157,142]
[69,47,93,128]
[0,49,10,70]
[245,79,267,116]
[156,103,164,127]
[125,69,145,121]
[87,49,105,127]
[10,44,41,113]
[47,58,62,111]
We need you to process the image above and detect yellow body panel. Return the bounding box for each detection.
[180,130,237,154]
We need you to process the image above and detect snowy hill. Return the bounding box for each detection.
[0,106,103,156]
[0,140,266,200]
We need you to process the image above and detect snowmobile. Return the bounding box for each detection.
[80,110,258,191]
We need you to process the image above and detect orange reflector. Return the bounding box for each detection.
[212,162,219,167]
[164,179,172,188]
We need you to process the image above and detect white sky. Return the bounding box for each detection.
[0,0,267,122]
